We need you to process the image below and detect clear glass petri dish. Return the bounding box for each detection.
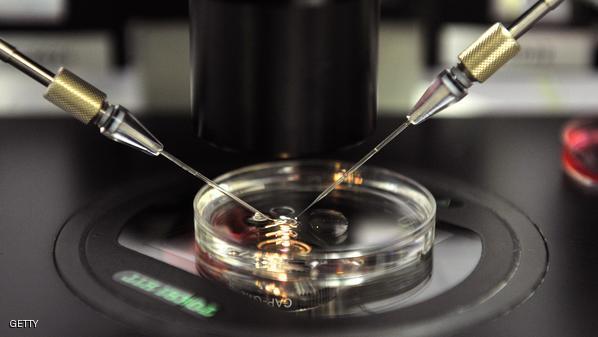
[194,160,436,316]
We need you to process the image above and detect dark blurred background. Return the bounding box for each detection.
[1,0,597,118]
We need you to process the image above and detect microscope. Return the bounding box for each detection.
[188,0,379,158]
[0,0,563,336]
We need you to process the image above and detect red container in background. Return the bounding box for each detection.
[562,120,598,190]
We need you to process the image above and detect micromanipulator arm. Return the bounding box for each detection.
[0,38,276,220]
[407,0,565,125]
[0,38,163,156]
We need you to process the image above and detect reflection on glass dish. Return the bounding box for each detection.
[118,211,482,317]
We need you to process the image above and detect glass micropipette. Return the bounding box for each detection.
[295,121,411,218]
[0,38,273,222]
[297,0,565,217]
[160,151,273,220]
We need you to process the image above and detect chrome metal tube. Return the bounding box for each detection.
[0,38,54,86]
[508,0,565,39]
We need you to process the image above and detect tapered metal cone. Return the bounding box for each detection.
[407,70,468,125]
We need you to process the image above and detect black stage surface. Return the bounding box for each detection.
[0,116,596,336]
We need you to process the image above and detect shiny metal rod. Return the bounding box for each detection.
[509,0,565,39]
[0,38,54,86]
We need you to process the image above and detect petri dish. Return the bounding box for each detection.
[194,160,436,316]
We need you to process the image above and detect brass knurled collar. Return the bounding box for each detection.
[458,23,520,83]
[44,67,107,124]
